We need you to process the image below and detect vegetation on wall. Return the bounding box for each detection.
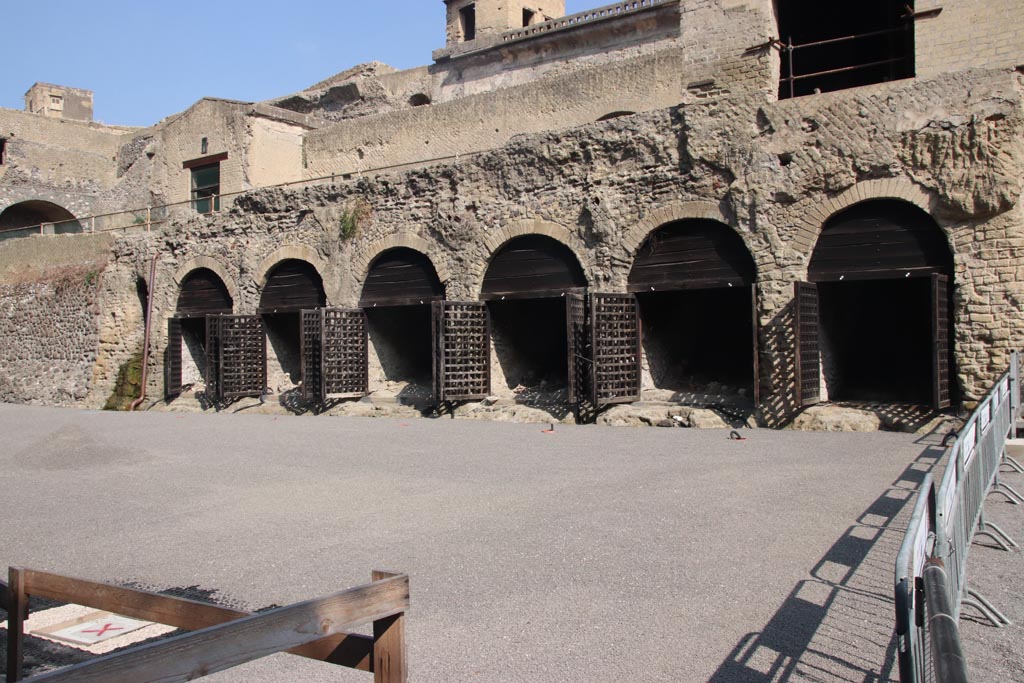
[103,346,144,411]
[339,200,371,241]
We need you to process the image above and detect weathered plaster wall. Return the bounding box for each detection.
[0,108,132,219]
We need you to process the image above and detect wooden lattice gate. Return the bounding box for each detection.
[568,292,642,421]
[165,318,183,399]
[432,301,490,403]
[206,315,266,402]
[301,308,369,402]
[793,282,821,408]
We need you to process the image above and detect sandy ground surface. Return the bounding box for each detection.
[0,404,1017,682]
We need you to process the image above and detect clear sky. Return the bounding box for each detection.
[2,1,597,127]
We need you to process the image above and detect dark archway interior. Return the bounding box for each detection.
[264,312,301,384]
[176,268,233,386]
[776,0,914,98]
[638,288,754,395]
[259,260,325,388]
[0,200,81,237]
[367,305,433,384]
[819,279,932,403]
[490,298,569,390]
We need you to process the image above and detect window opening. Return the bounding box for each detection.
[50,95,63,110]
[0,138,6,165]
[201,137,209,155]
[191,163,220,214]
[523,9,536,26]
[460,5,476,41]
[777,0,915,98]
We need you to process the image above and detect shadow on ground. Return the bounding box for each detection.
[708,427,949,682]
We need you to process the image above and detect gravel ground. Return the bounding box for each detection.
[0,403,1012,682]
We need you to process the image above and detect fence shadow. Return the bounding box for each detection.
[708,430,949,682]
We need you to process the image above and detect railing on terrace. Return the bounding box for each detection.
[501,0,670,43]
[0,151,486,241]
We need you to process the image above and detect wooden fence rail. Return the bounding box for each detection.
[4,567,408,683]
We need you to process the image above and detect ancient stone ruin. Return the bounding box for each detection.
[1,0,1023,428]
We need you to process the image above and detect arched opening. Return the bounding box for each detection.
[808,199,954,405]
[776,0,915,99]
[0,200,82,240]
[175,268,233,389]
[481,234,587,397]
[408,93,432,107]
[258,260,326,390]
[360,248,444,397]
[628,219,758,405]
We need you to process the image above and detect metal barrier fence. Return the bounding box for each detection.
[895,351,1024,682]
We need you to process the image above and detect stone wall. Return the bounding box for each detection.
[91,68,1022,422]
[0,234,118,406]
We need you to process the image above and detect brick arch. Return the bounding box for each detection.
[253,245,328,289]
[353,233,451,286]
[789,179,937,257]
[621,200,737,258]
[469,218,594,297]
[174,256,239,303]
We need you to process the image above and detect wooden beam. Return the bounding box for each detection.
[21,574,409,683]
[20,569,377,672]
[6,567,27,683]
[372,571,408,683]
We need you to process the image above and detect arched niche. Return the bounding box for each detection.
[627,219,760,407]
[360,247,445,308]
[0,200,81,236]
[177,268,233,317]
[258,259,327,314]
[804,199,954,407]
[481,234,587,300]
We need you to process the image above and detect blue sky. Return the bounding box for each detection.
[2,1,596,127]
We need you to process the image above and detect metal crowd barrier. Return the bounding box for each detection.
[894,351,1024,682]
[895,474,937,683]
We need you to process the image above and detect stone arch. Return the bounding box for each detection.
[789,179,937,257]
[253,245,328,290]
[470,218,594,297]
[0,199,81,234]
[174,256,238,304]
[622,200,739,259]
[353,233,451,286]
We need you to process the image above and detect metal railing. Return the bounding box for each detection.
[895,351,1024,682]
[501,0,668,44]
[779,25,912,99]
[0,150,487,242]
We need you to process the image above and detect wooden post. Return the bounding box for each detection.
[6,567,27,683]
[371,571,407,683]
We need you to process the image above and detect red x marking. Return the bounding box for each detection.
[82,623,124,637]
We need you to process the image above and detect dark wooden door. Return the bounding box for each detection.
[208,315,265,400]
[794,282,821,408]
[322,309,369,399]
[751,284,760,408]
[590,293,642,407]
[165,317,183,399]
[566,289,590,412]
[932,273,951,410]
[432,301,490,402]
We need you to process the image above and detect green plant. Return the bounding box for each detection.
[338,200,370,241]
[84,270,99,287]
